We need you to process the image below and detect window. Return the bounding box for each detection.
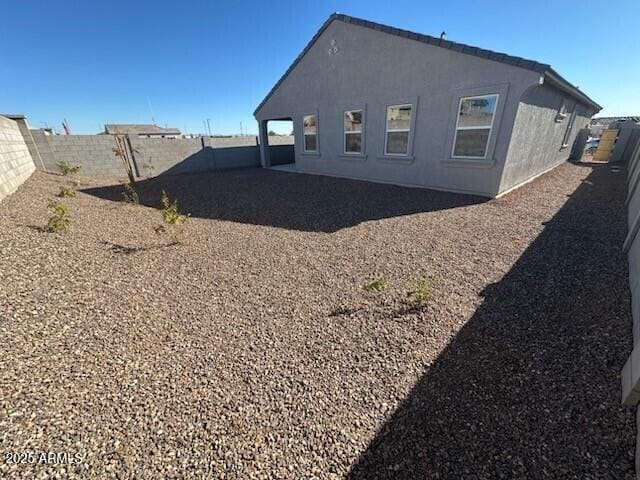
[452,94,498,158]
[303,114,317,152]
[556,100,569,122]
[344,110,363,154]
[562,109,577,148]
[385,104,412,155]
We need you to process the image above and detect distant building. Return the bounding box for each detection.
[590,117,640,137]
[102,124,181,138]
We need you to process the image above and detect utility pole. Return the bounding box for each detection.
[206,118,212,136]
[240,121,243,137]
[203,120,207,137]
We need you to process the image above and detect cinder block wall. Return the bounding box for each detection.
[31,130,124,176]
[30,132,294,177]
[620,133,640,477]
[0,115,36,202]
[130,137,208,176]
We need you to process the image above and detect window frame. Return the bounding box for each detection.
[343,109,364,155]
[384,103,413,157]
[302,113,318,153]
[556,99,569,122]
[561,107,577,149]
[451,94,500,160]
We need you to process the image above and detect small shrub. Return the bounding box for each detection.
[122,182,139,204]
[362,277,389,293]
[56,161,81,176]
[57,186,76,198]
[154,190,189,244]
[46,199,71,233]
[405,276,437,309]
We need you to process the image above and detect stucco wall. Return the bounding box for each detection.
[0,116,36,202]
[255,20,546,197]
[255,19,598,197]
[499,84,595,194]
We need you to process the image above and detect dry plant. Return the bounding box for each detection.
[362,277,389,293]
[56,161,81,176]
[154,190,189,244]
[46,199,71,233]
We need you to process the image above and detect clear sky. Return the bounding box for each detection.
[1,0,637,135]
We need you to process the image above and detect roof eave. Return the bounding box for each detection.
[543,69,602,112]
[253,13,601,116]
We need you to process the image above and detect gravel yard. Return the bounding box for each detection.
[0,162,634,478]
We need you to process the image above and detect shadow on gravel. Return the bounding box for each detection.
[80,168,484,233]
[347,164,636,479]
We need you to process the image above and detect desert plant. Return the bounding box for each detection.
[46,199,71,233]
[154,190,189,244]
[57,186,76,198]
[405,276,437,309]
[113,135,137,186]
[122,182,139,204]
[362,277,389,293]
[56,160,81,176]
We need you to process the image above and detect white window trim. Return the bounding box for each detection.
[343,109,363,155]
[384,104,413,156]
[451,94,499,160]
[302,114,318,153]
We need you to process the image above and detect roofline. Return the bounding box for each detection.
[543,69,602,111]
[254,13,600,115]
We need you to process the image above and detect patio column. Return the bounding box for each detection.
[258,120,271,168]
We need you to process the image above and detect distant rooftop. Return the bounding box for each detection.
[590,116,640,125]
[104,124,181,135]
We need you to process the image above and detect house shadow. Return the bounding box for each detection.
[346,164,635,478]
[81,167,485,233]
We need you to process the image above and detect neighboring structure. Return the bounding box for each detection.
[620,126,640,476]
[102,124,181,138]
[591,117,640,137]
[0,115,36,202]
[254,13,601,198]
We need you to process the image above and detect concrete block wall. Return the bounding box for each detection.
[31,130,124,176]
[130,137,206,176]
[0,116,36,202]
[30,132,294,177]
[620,132,640,477]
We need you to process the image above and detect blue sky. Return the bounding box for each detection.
[1,0,637,135]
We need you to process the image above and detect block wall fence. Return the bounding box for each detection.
[620,129,640,477]
[0,116,36,202]
[30,131,294,178]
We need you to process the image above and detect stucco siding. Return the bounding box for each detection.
[499,84,594,194]
[256,20,543,197]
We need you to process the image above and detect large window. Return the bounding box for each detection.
[303,114,317,152]
[344,110,363,154]
[385,104,412,155]
[452,94,499,158]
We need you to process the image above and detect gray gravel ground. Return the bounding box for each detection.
[0,162,634,479]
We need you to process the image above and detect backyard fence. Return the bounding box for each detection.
[0,116,36,201]
[29,131,294,178]
[621,123,640,478]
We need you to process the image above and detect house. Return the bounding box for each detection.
[102,124,181,138]
[253,14,600,198]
